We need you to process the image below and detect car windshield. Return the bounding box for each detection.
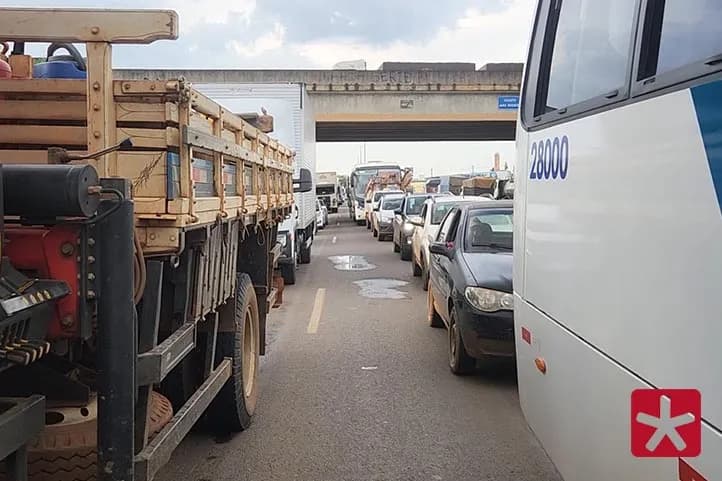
[381,197,403,211]
[431,203,457,224]
[373,192,384,202]
[404,196,426,215]
[465,210,513,250]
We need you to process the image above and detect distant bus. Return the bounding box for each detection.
[514,1,721,480]
[348,163,402,225]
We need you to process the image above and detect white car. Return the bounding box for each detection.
[410,195,491,290]
[365,189,403,229]
[315,199,327,230]
[371,193,404,241]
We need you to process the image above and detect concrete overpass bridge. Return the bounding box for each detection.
[115,64,523,142]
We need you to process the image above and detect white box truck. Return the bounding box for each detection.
[196,83,317,280]
[316,171,339,213]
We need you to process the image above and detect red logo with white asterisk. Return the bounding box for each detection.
[631,389,701,458]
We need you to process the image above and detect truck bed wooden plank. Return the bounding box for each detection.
[0,100,86,121]
[116,102,178,125]
[0,79,86,96]
[0,8,178,44]
[0,125,86,146]
[116,127,180,150]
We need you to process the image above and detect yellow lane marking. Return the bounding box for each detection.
[306,288,326,334]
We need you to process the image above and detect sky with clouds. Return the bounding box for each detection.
[5,0,536,175]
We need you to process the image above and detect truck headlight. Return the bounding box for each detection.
[464,287,513,312]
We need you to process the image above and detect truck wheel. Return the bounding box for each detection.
[427,288,444,328]
[16,392,172,481]
[280,261,296,285]
[299,243,312,264]
[449,307,475,375]
[400,244,412,261]
[208,273,260,434]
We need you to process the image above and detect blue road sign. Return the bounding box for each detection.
[498,95,520,110]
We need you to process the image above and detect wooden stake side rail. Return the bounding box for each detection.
[0,78,295,255]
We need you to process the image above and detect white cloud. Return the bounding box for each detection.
[228,21,286,57]
[166,0,257,32]
[293,0,535,68]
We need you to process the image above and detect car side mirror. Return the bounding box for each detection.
[429,241,453,257]
[373,206,380,212]
[293,168,313,193]
[394,208,402,215]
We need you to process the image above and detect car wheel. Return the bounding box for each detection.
[427,288,444,328]
[449,307,475,375]
[412,253,422,277]
[421,258,429,291]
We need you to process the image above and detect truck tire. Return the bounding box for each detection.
[11,392,172,481]
[207,273,260,434]
[299,243,312,264]
[280,262,296,285]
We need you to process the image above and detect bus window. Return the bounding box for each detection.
[640,0,722,79]
[540,0,638,114]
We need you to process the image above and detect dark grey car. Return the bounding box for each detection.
[392,194,434,261]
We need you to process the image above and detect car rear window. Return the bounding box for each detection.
[382,197,403,210]
[404,196,426,215]
[431,203,456,224]
[465,209,513,251]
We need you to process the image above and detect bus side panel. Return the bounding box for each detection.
[521,88,722,428]
[513,118,530,300]
[516,298,722,481]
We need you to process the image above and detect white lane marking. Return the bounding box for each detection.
[306,288,326,334]
[332,236,337,244]
[361,366,378,371]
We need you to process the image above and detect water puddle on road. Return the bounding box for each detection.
[353,279,409,299]
[328,255,377,271]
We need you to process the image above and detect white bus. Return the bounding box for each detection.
[349,162,402,225]
[514,1,721,480]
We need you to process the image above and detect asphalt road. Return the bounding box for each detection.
[156,209,561,481]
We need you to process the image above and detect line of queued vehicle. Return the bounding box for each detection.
[366,191,515,375]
